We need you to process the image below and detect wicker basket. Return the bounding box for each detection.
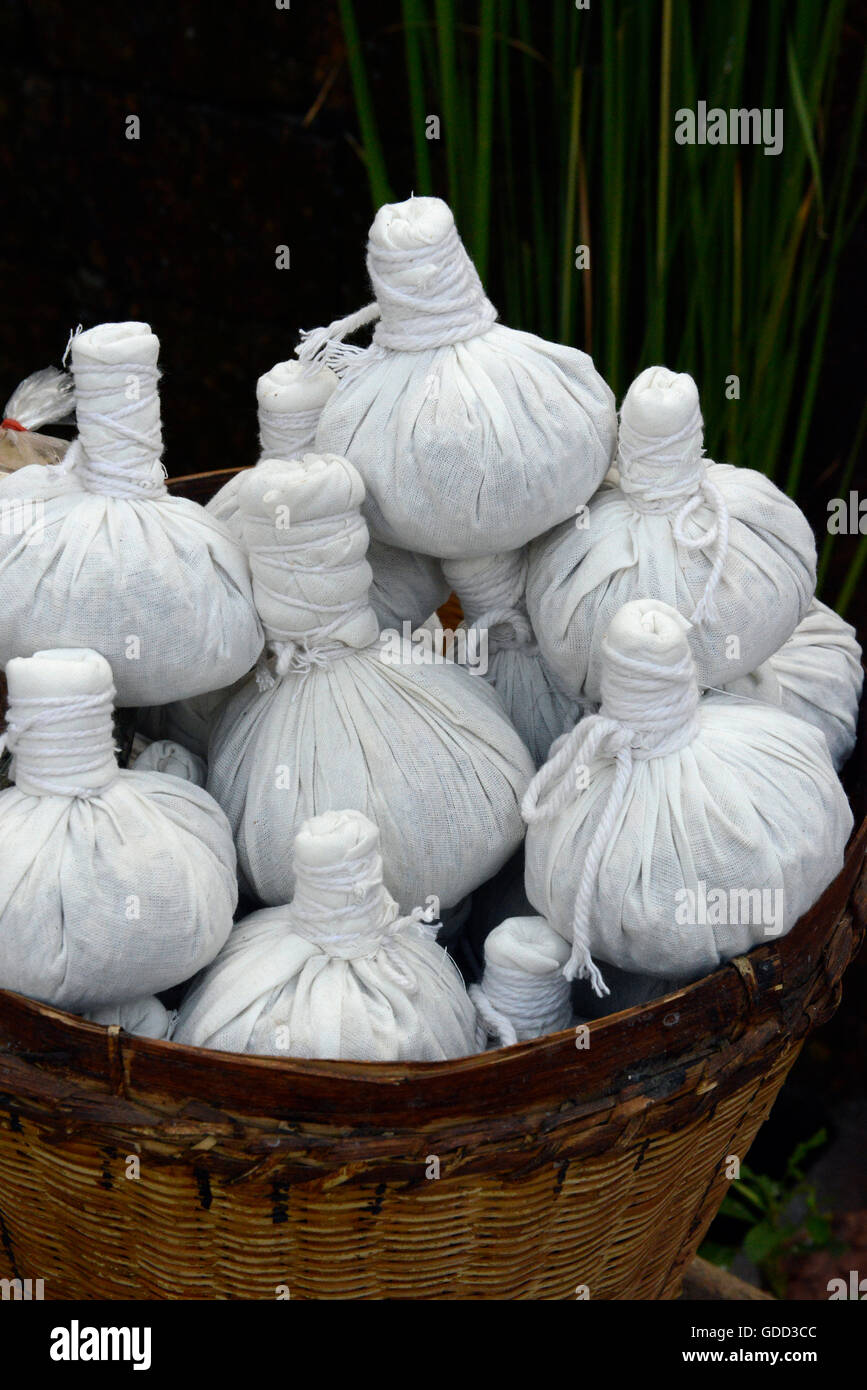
[0,466,863,1301]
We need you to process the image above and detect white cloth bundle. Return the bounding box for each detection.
[173,810,481,1061]
[718,599,863,770]
[527,366,816,701]
[367,539,448,632]
[206,359,339,533]
[303,195,617,558]
[442,550,584,766]
[0,323,262,705]
[137,679,249,762]
[134,738,207,786]
[207,452,534,911]
[471,916,572,1046]
[0,649,238,1011]
[85,996,175,1039]
[523,600,853,991]
[207,357,447,630]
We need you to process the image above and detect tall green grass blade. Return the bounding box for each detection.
[434,0,461,207]
[402,0,433,196]
[337,0,393,206]
[473,0,497,281]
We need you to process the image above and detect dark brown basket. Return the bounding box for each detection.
[0,466,863,1301]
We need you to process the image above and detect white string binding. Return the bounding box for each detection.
[258,403,322,459]
[295,204,498,378]
[0,689,118,799]
[60,360,168,499]
[521,640,701,995]
[246,507,376,691]
[469,984,518,1048]
[471,957,571,1047]
[288,841,444,993]
[618,402,729,626]
[444,553,536,655]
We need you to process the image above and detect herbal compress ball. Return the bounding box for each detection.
[523,600,852,990]
[527,366,816,701]
[0,322,263,705]
[306,195,617,558]
[207,452,534,911]
[0,649,238,1011]
[174,810,481,1061]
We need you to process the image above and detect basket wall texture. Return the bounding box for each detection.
[0,466,864,1301]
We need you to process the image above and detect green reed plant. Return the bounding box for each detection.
[337,0,866,613]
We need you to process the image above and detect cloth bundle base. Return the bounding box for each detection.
[0,323,262,705]
[0,649,238,1012]
[173,810,480,1061]
[305,196,617,558]
[85,996,175,1040]
[443,549,584,766]
[719,599,863,770]
[208,453,534,911]
[527,366,816,700]
[523,599,853,988]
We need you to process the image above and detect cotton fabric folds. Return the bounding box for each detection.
[523,600,853,987]
[207,453,534,911]
[527,366,817,701]
[207,356,448,632]
[85,996,175,1040]
[0,649,237,1012]
[308,196,617,558]
[134,738,207,786]
[443,549,583,767]
[173,810,480,1061]
[718,598,863,770]
[0,322,262,706]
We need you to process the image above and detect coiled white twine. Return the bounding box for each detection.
[521,640,701,994]
[0,688,117,799]
[296,215,498,374]
[617,403,729,626]
[445,553,536,655]
[289,842,442,993]
[60,359,167,498]
[470,964,571,1048]
[258,404,322,460]
[247,508,375,691]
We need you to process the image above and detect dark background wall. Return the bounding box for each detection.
[1,0,864,506]
[0,1,394,474]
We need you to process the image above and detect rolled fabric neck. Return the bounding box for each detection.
[289,811,402,958]
[617,365,705,513]
[239,454,380,665]
[367,197,498,352]
[521,601,704,995]
[67,322,167,498]
[442,550,534,651]
[296,197,499,369]
[3,648,119,798]
[257,361,337,460]
[599,600,702,759]
[474,916,572,1043]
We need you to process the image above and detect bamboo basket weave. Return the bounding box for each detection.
[0,465,863,1301]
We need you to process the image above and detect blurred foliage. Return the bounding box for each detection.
[700,1128,844,1297]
